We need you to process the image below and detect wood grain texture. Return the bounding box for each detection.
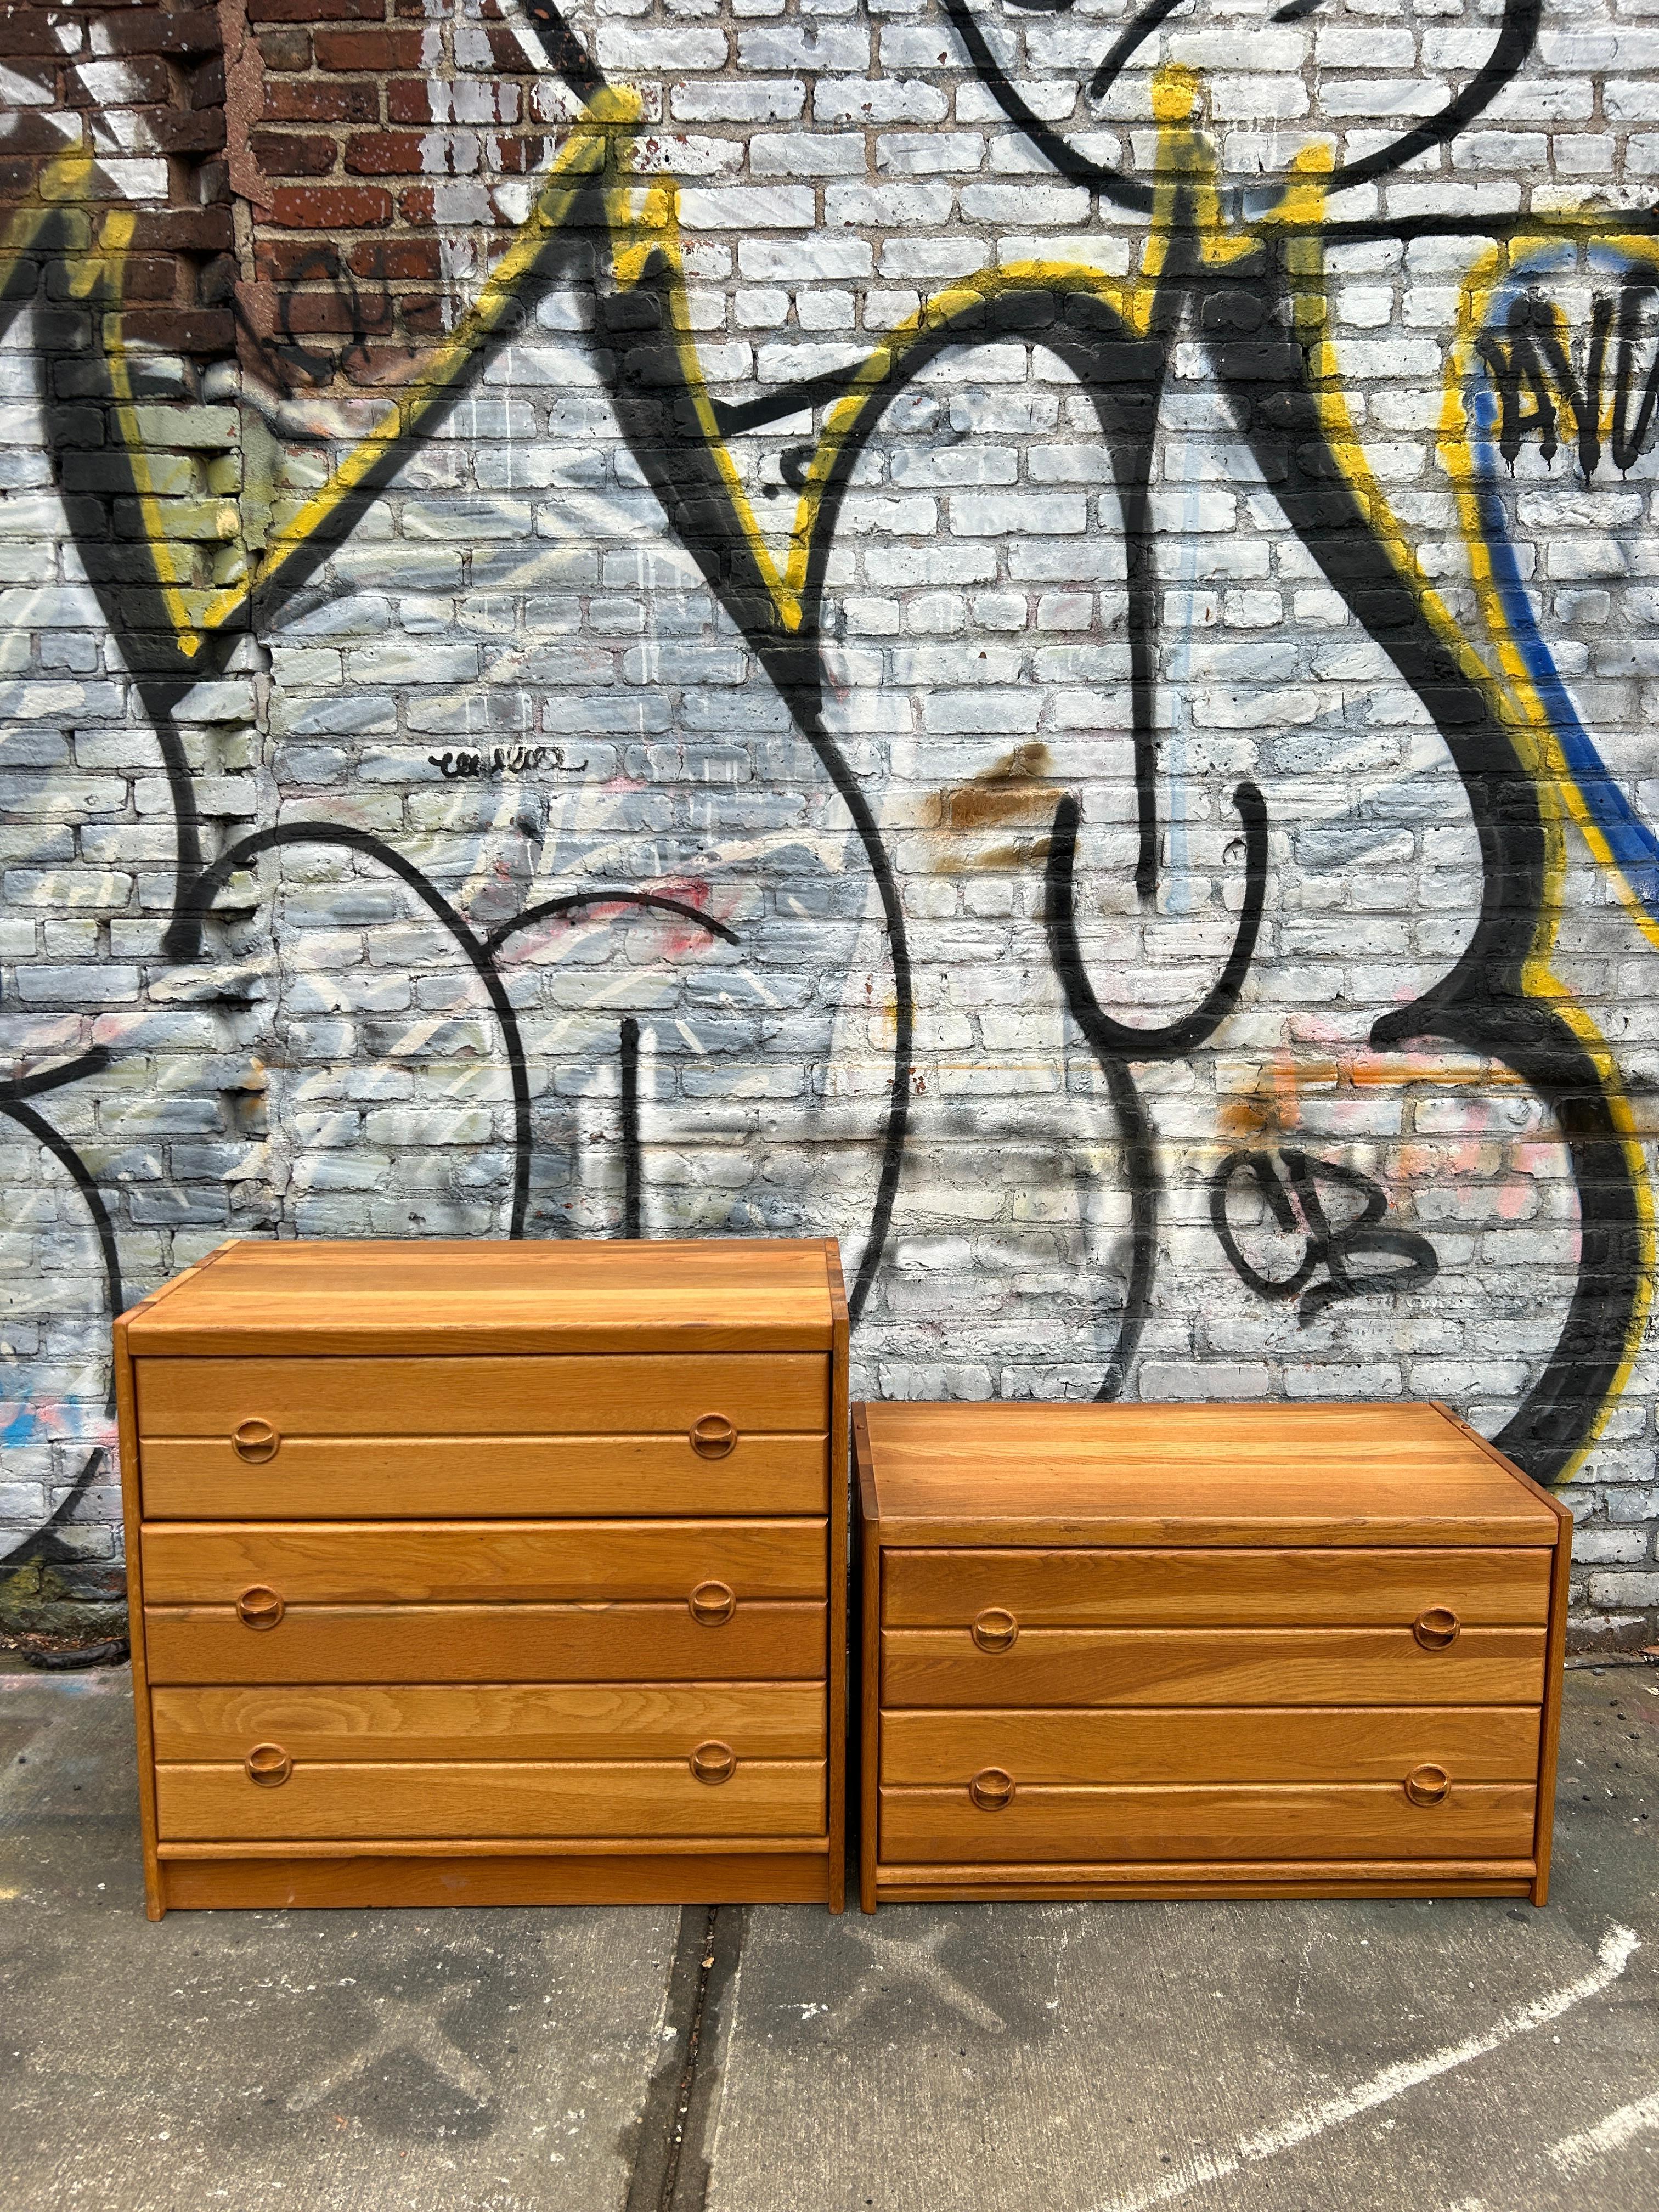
[1534,1514,1574,1905]
[135,1354,828,1440]
[858,1408,880,1914]
[140,1520,827,1605]
[872,1867,1534,1901]
[880,1626,1547,1708]
[121,1237,844,1915]
[157,1850,834,1910]
[882,1548,1552,1627]
[150,1682,826,1762]
[139,1432,828,1520]
[880,1706,1543,1784]
[157,1758,827,1842]
[144,1601,828,1685]
[879,1781,1538,1864]
[826,1241,849,1914]
[122,1237,838,1355]
[115,1318,163,1920]
[857,1401,1559,1547]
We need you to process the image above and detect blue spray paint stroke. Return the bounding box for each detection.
[1469,264,1659,933]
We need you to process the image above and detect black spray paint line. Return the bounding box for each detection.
[1045,787,1266,1400]
[1204,249,1644,1481]
[599,248,911,1328]
[620,1016,642,1239]
[0,1054,125,1567]
[483,888,739,958]
[0,234,223,964]
[936,0,1543,208]
[1209,1148,1440,1329]
[182,824,537,1241]
[1046,786,1268,1062]
[518,0,608,103]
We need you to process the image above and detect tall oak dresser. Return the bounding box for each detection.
[116,1237,848,1916]
[856,1401,1570,1910]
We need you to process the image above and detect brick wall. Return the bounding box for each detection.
[4,1,1659,1646]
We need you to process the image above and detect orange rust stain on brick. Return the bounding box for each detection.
[941,742,1057,828]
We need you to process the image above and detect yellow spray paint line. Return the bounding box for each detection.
[1439,234,1658,1458]
[195,89,642,647]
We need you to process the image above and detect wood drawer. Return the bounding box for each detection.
[144,1601,827,1684]
[156,1758,826,1842]
[140,1520,827,1605]
[882,1548,1552,1627]
[150,1682,826,1763]
[140,1433,828,1520]
[880,1627,1546,1708]
[879,1781,1538,1865]
[134,1355,828,1439]
[881,1706,1543,1785]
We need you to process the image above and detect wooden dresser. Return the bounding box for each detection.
[116,1238,848,1916]
[855,1401,1569,1910]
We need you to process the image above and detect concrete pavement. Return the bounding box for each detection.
[2,1667,1655,2212]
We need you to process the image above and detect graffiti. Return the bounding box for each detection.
[7,0,1659,1618]
[1475,280,1659,479]
[1210,1151,1440,1330]
[428,745,586,781]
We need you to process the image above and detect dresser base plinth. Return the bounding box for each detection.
[157,1848,838,1915]
[868,1859,1540,1909]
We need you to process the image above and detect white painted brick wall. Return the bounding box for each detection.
[4,0,1659,1644]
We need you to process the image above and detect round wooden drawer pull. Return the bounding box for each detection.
[245,1744,291,1788]
[1413,1607,1460,1651]
[691,1741,736,1786]
[1405,1763,1450,1808]
[969,1768,1015,1813]
[971,1608,1019,1654]
[232,1418,280,1464]
[236,1585,285,1631]
[689,1579,736,1627]
[690,1413,737,1460]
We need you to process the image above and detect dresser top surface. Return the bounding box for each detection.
[122,1238,843,1355]
[855,1401,1563,1547]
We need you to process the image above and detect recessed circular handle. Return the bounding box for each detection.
[690,1413,736,1460]
[971,1607,1019,1654]
[690,1740,736,1786]
[689,1579,736,1627]
[969,1768,1015,1813]
[236,1585,285,1631]
[1413,1606,1460,1651]
[232,1418,279,1464]
[245,1743,291,1788]
[1405,1763,1450,1807]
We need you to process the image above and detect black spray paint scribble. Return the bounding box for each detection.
[1478,280,1659,477]
[1210,1150,1440,1328]
[0,0,1651,1599]
[428,744,586,780]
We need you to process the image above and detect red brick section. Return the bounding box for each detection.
[239,0,567,389]
[0,1,235,362]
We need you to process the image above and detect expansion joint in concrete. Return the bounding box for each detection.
[627,1903,747,2212]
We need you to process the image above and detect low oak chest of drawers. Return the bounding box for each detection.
[856,1401,1568,1910]
[117,1237,848,1916]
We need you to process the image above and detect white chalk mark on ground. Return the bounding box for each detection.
[1090,1923,1640,2212]
[838,1920,1007,2035]
[1548,2085,1659,2174]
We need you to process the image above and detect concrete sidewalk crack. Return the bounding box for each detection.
[625,1905,747,2212]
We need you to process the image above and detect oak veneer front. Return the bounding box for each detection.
[856,1400,1570,1909]
[139,1520,828,1604]
[150,1683,827,1762]
[142,1602,828,1685]
[117,1237,849,1915]
[157,1759,827,1843]
[139,1433,830,1520]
